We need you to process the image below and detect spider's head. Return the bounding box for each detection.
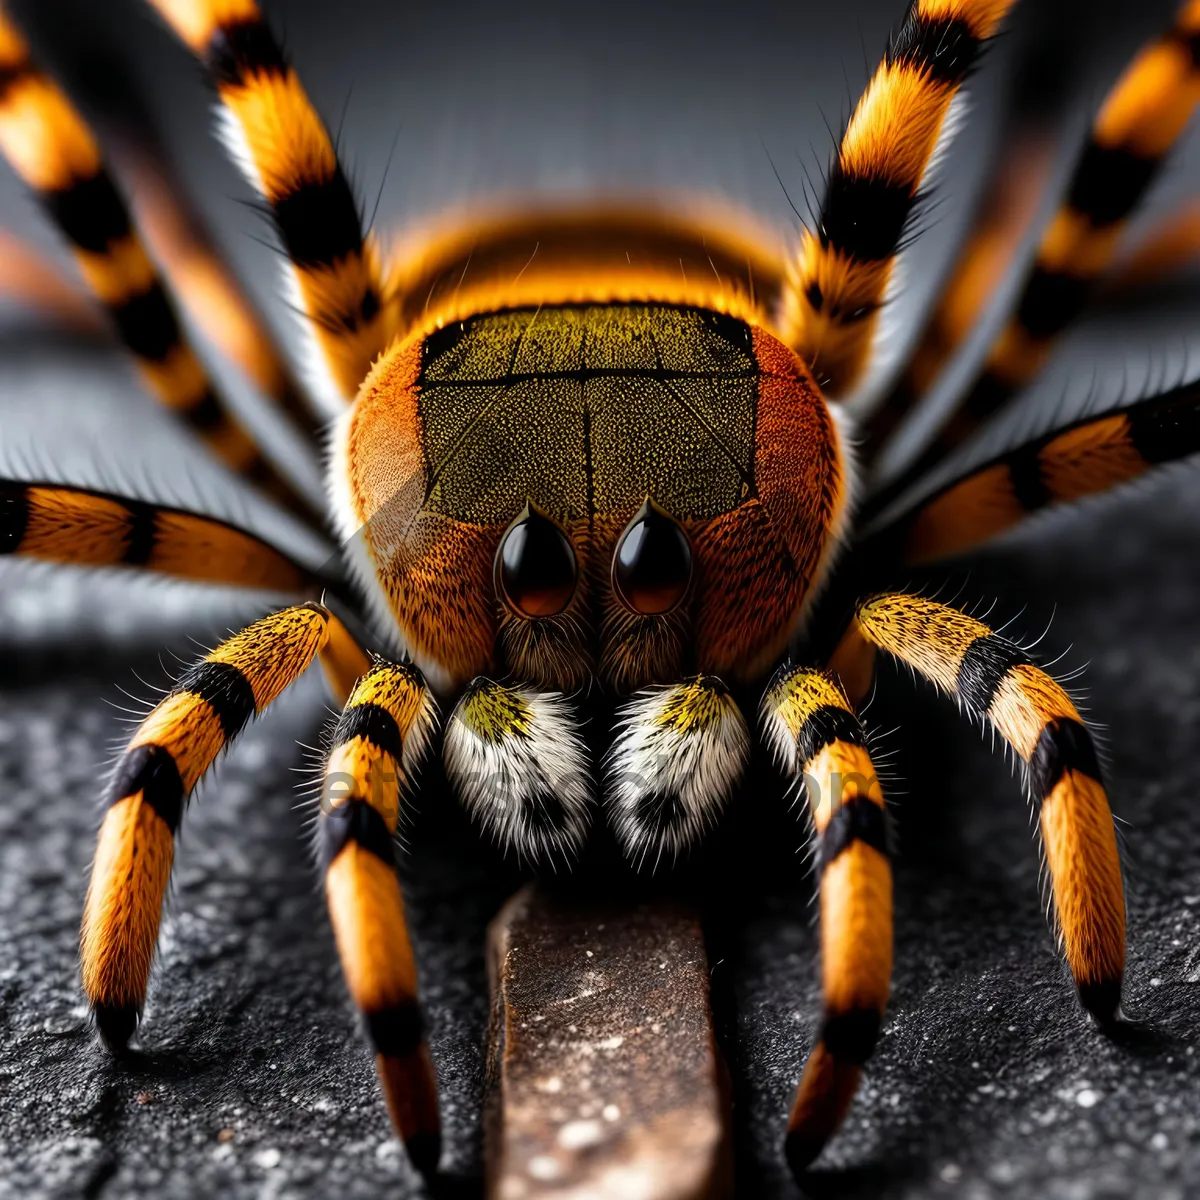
[330,207,851,699]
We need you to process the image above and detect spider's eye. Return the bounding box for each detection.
[612,498,693,615]
[495,504,578,618]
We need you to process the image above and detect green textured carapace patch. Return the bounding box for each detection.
[417,304,760,525]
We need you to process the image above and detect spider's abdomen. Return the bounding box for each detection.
[332,223,849,695]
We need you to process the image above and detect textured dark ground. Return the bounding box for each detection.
[1,1,1199,1197]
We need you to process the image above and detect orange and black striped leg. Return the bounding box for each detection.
[0,11,318,522]
[0,211,319,436]
[872,0,1200,510]
[863,373,1200,565]
[862,109,1059,461]
[780,0,1019,398]
[843,593,1126,1020]
[761,664,892,1174]
[0,477,320,590]
[81,603,355,1045]
[317,612,375,708]
[1107,199,1200,289]
[0,228,103,331]
[115,131,323,437]
[146,0,395,405]
[318,663,441,1177]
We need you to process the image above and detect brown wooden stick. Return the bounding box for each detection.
[485,883,733,1200]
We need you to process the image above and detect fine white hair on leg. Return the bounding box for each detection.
[443,678,593,865]
[604,676,749,869]
[213,107,346,418]
[839,90,974,418]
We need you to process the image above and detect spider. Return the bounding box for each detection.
[1,0,1198,1186]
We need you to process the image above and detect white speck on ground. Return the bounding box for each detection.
[558,1119,605,1150]
[526,1154,562,1181]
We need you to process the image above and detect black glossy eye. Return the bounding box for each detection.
[495,503,578,618]
[611,498,693,616]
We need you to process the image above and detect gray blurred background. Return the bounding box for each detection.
[1,2,1198,1197]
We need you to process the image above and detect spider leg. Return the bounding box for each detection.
[0,165,322,439]
[867,198,1200,468]
[0,11,320,524]
[0,476,327,591]
[81,602,362,1046]
[0,51,324,436]
[760,664,892,1174]
[317,661,441,1178]
[834,593,1125,1020]
[146,0,396,406]
[780,0,1019,398]
[87,57,324,439]
[0,199,321,437]
[442,677,594,865]
[862,372,1200,564]
[0,228,104,332]
[1107,198,1200,289]
[861,73,1062,462]
[603,675,750,868]
[872,0,1200,508]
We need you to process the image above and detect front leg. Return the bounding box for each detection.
[761,664,892,1174]
[317,662,441,1178]
[835,592,1126,1020]
[82,602,346,1046]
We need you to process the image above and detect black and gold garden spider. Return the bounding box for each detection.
[0,0,1197,1185]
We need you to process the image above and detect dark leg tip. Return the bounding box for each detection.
[405,1131,441,1180]
[1078,978,1123,1026]
[821,1008,882,1066]
[93,1002,139,1051]
[784,1129,823,1179]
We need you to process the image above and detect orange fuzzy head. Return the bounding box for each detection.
[330,207,851,694]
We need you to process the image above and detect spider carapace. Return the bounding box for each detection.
[337,214,845,705]
[2,0,1199,1183]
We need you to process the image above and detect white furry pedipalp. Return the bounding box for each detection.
[604,677,749,868]
[443,680,593,864]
